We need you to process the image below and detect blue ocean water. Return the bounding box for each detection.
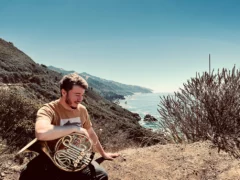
[119,92,173,130]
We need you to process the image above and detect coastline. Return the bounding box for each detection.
[118,92,166,130]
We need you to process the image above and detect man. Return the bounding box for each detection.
[19,73,119,180]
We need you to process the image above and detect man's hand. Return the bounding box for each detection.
[80,128,90,139]
[73,126,90,139]
[87,127,120,160]
[102,152,120,161]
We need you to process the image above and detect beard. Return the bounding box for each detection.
[65,94,78,109]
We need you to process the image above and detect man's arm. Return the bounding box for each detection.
[87,127,119,160]
[35,119,89,141]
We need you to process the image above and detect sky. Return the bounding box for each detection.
[1,0,240,92]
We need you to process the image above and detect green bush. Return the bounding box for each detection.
[158,66,240,158]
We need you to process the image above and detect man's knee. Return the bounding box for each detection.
[18,154,58,180]
[97,171,108,180]
[93,162,108,180]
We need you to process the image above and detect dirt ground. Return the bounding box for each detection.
[100,141,240,180]
[1,141,240,180]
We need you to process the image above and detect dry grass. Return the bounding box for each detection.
[101,141,240,180]
[2,141,240,180]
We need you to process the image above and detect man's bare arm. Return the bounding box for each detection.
[35,119,88,141]
[87,127,119,160]
[87,127,105,155]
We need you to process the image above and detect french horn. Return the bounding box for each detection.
[43,132,94,172]
[18,132,94,172]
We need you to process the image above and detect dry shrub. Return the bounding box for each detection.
[0,89,40,154]
[94,119,168,152]
[158,66,240,158]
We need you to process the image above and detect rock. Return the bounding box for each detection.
[143,114,158,122]
[8,160,13,165]
[1,172,5,177]
[132,113,141,121]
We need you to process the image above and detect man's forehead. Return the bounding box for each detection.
[71,85,85,93]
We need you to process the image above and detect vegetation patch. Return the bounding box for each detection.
[158,66,240,158]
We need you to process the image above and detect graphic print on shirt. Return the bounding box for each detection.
[60,117,82,127]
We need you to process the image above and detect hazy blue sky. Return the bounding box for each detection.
[1,0,240,92]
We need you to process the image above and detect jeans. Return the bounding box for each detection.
[19,153,108,180]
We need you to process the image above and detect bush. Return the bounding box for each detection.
[0,89,40,153]
[29,75,41,85]
[158,66,240,158]
[41,64,47,68]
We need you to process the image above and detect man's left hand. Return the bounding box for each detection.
[102,152,120,160]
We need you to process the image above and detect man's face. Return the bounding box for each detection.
[63,85,85,109]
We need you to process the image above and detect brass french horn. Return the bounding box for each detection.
[43,132,94,172]
[18,132,94,172]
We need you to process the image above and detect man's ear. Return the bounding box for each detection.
[61,89,67,97]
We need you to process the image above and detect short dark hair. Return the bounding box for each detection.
[59,73,88,94]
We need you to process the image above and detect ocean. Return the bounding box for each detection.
[119,92,173,130]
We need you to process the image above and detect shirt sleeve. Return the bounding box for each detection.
[36,105,54,123]
[82,108,92,130]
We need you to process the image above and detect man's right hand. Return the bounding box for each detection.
[36,119,90,141]
[72,126,90,139]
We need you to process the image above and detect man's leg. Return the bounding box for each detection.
[19,153,60,180]
[90,160,108,180]
[61,160,108,180]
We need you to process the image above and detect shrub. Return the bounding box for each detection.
[0,89,40,153]
[29,75,41,85]
[41,64,47,68]
[158,66,240,158]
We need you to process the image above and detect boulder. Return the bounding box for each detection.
[144,114,157,122]
[132,113,141,121]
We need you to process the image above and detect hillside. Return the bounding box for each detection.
[1,141,240,180]
[48,66,153,101]
[0,38,61,102]
[0,37,165,152]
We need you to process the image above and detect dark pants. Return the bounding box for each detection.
[19,153,108,180]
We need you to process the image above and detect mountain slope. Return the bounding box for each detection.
[0,38,61,101]
[48,66,153,101]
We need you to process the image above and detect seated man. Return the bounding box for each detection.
[19,73,119,180]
